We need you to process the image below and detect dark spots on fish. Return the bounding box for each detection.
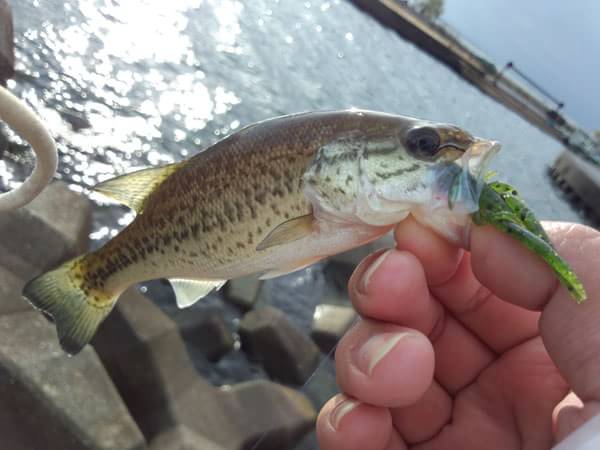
[266,217,272,228]
[217,215,227,232]
[375,163,421,180]
[234,201,245,221]
[368,146,396,157]
[227,247,234,256]
[151,261,158,267]
[272,187,285,198]
[236,242,245,249]
[284,178,294,194]
[314,160,323,174]
[268,167,280,181]
[224,202,236,223]
[284,212,290,219]
[217,236,223,244]
[335,187,346,195]
[180,230,190,241]
[257,226,262,235]
[174,245,180,253]
[345,175,353,186]
[212,243,218,251]
[189,251,199,257]
[336,167,341,176]
[270,203,281,216]
[163,236,172,247]
[255,191,267,205]
[191,223,200,237]
[325,176,331,183]
[242,188,253,202]
[307,177,317,186]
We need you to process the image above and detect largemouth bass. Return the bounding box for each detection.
[24,110,499,354]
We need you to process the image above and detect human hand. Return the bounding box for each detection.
[317,217,600,450]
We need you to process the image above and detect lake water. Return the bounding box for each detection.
[0,1,588,448]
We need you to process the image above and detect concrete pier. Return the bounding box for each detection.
[551,151,600,222]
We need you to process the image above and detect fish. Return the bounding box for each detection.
[22,109,500,355]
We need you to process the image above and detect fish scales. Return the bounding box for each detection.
[81,111,376,294]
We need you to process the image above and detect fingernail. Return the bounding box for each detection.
[329,395,361,430]
[359,249,393,294]
[353,331,412,375]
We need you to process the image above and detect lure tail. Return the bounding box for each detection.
[23,256,119,355]
[473,181,587,303]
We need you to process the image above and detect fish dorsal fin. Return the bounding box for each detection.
[93,162,182,213]
[256,214,315,251]
[168,278,227,308]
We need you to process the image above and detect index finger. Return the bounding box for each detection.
[394,217,542,352]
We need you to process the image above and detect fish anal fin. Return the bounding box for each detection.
[256,214,315,251]
[94,162,182,213]
[168,278,227,308]
[259,255,324,280]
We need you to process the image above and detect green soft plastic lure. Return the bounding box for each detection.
[472,181,587,303]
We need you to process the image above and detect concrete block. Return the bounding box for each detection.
[239,306,321,385]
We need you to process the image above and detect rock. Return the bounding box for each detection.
[0,310,146,450]
[171,306,234,361]
[149,426,225,450]
[310,304,357,354]
[0,264,29,315]
[93,288,316,450]
[224,274,262,311]
[0,181,92,279]
[0,0,14,84]
[239,306,321,385]
[322,261,354,294]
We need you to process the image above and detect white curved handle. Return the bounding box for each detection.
[0,85,58,211]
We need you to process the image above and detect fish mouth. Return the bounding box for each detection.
[445,138,501,213]
[468,138,501,158]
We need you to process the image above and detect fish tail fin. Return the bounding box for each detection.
[23,255,118,355]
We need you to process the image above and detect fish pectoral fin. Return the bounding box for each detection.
[256,214,315,251]
[259,255,324,280]
[168,278,227,309]
[93,162,182,213]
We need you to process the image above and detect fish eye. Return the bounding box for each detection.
[405,127,441,159]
